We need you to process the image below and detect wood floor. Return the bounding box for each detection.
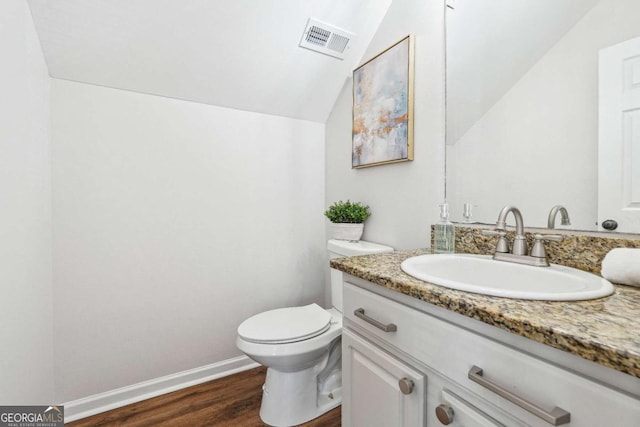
[67,367,341,426]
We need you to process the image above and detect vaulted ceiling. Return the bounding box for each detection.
[27,0,392,123]
[446,0,600,143]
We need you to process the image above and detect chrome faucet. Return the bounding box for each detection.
[548,205,571,229]
[483,205,563,267]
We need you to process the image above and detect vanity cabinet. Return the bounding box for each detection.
[342,329,425,426]
[342,279,640,427]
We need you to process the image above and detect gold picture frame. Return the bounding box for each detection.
[352,35,414,168]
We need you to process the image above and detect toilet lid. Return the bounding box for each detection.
[238,303,332,344]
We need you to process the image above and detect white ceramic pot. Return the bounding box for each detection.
[330,223,364,241]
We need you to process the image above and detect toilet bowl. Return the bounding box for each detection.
[236,239,393,427]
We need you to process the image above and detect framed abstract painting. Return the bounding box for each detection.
[352,35,414,168]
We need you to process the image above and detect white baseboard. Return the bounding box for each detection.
[63,355,260,423]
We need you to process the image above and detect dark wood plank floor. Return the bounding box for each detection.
[67,367,341,426]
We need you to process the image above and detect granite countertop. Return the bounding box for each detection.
[330,249,640,379]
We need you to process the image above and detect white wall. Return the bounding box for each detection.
[447,0,640,229]
[0,0,53,404]
[326,0,446,249]
[51,79,326,402]
[446,0,599,145]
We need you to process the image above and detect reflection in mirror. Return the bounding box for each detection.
[446,0,640,233]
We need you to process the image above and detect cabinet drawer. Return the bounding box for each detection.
[343,281,640,426]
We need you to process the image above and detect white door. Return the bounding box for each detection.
[598,36,640,232]
[342,329,425,427]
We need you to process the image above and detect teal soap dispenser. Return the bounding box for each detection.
[434,203,455,253]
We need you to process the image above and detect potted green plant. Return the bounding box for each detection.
[324,200,371,241]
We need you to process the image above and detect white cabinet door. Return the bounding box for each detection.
[342,329,425,427]
[435,389,504,427]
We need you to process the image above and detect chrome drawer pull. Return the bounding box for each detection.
[354,308,397,332]
[468,365,570,426]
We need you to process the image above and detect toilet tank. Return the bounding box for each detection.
[328,239,394,312]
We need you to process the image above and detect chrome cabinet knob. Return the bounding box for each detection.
[435,404,454,425]
[398,377,414,395]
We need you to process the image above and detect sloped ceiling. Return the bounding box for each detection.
[27,0,392,123]
[446,0,600,144]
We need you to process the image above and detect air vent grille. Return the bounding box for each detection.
[328,33,350,53]
[307,26,331,46]
[299,18,356,60]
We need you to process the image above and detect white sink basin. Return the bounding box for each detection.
[400,254,614,301]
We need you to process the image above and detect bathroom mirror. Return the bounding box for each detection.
[445,0,640,233]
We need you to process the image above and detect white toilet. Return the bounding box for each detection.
[236,239,393,426]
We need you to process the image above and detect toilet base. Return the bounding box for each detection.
[259,347,342,427]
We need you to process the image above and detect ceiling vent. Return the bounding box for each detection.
[299,18,356,60]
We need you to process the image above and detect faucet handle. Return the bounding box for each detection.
[533,233,563,242]
[531,234,563,259]
[482,229,506,236]
[482,229,509,253]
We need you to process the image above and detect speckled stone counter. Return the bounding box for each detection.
[452,224,640,275]
[330,249,640,379]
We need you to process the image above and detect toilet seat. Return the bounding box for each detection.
[237,303,332,344]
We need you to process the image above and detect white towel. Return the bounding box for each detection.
[601,248,640,287]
